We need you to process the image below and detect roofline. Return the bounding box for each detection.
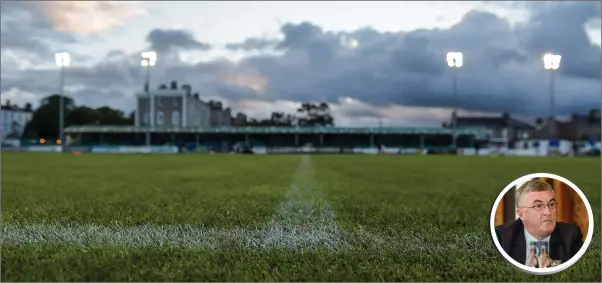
[64,125,490,136]
[0,107,33,113]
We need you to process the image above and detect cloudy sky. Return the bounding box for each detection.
[1,1,600,127]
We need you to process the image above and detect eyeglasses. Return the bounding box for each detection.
[522,201,558,211]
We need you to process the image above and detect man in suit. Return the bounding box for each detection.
[495,179,584,268]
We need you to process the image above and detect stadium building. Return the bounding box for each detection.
[65,125,489,153]
[136,81,232,128]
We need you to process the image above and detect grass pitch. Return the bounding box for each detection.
[1,152,600,281]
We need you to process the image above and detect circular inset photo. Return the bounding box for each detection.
[489,173,594,275]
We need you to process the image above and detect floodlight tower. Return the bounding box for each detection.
[542,53,561,138]
[141,51,157,146]
[446,51,463,149]
[55,52,70,152]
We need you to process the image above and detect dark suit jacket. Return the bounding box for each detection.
[495,219,584,265]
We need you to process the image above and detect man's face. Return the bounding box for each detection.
[518,190,557,238]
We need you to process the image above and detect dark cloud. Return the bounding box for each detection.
[516,1,601,79]
[71,87,130,109]
[1,2,600,125]
[225,37,279,51]
[146,28,211,53]
[218,3,599,117]
[0,2,80,54]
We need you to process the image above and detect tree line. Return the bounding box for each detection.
[17,95,334,139]
[21,94,134,139]
[245,102,334,127]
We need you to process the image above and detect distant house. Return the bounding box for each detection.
[534,109,601,141]
[232,112,248,126]
[1,101,34,139]
[448,112,535,143]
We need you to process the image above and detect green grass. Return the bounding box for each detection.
[1,152,600,281]
[2,153,299,227]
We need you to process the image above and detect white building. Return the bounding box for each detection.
[135,83,231,127]
[1,104,33,139]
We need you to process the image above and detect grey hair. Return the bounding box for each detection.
[515,179,555,208]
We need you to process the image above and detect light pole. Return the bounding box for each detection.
[55,52,70,152]
[141,51,157,146]
[446,51,463,149]
[543,53,561,139]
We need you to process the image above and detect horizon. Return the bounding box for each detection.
[1,1,600,127]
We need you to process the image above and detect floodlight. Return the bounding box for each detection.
[349,39,359,49]
[55,52,70,67]
[446,52,463,68]
[543,53,561,70]
[141,51,157,67]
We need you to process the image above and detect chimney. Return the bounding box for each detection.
[571,113,578,121]
[181,84,191,96]
[193,93,199,99]
[589,109,601,123]
[450,111,457,127]
[170,80,178,90]
[5,100,10,107]
[502,111,510,120]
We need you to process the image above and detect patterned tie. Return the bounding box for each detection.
[537,241,550,268]
[538,241,549,254]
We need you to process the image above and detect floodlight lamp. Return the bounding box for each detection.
[349,39,359,49]
[446,52,463,68]
[141,51,157,67]
[543,53,561,70]
[55,52,70,67]
[141,60,149,67]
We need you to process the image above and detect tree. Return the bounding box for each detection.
[296,102,334,126]
[22,94,76,139]
[23,94,135,138]
[244,112,296,127]
[158,84,168,90]
[24,103,32,111]
[95,106,127,125]
[269,112,295,126]
[68,106,102,125]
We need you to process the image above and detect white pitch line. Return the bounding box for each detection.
[0,155,346,251]
[261,155,348,251]
[0,155,489,254]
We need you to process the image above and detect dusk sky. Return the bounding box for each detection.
[1,1,600,127]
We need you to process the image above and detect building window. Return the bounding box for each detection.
[172,111,180,126]
[157,111,164,125]
[144,113,150,125]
